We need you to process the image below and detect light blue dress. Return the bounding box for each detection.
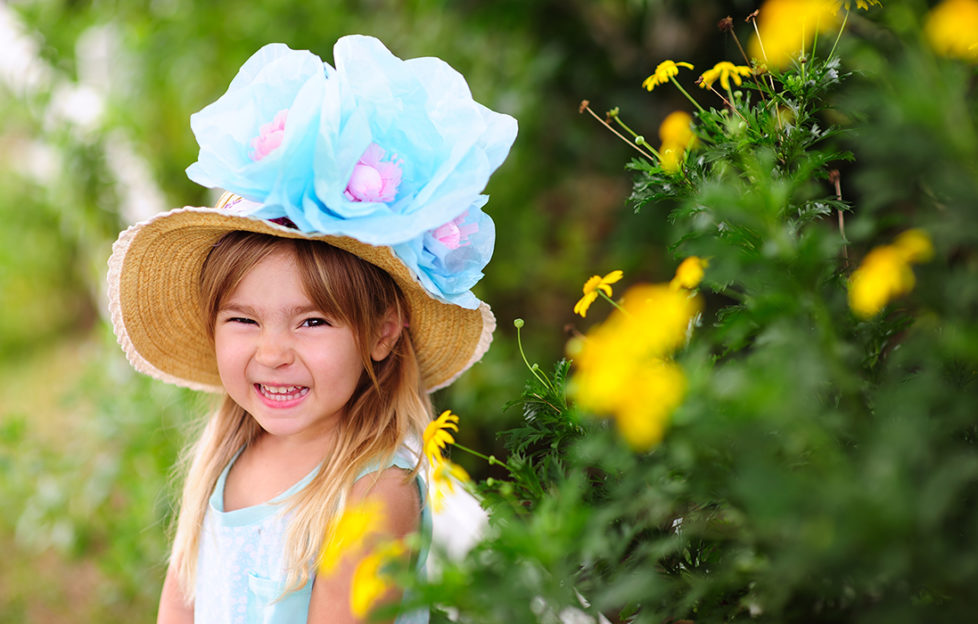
[194,447,430,623]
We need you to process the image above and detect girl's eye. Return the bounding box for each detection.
[224,316,257,325]
[301,317,331,328]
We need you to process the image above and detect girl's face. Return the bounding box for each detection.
[213,248,373,443]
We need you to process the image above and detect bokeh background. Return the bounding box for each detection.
[1,0,793,620]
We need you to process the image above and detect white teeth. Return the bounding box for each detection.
[257,384,309,401]
[264,385,298,394]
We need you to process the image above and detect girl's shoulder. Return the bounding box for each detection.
[350,446,425,536]
[353,446,420,483]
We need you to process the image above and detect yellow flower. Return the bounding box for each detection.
[749,0,840,68]
[614,359,687,450]
[422,410,459,465]
[848,246,915,319]
[429,455,470,512]
[837,0,881,10]
[573,270,624,318]
[659,145,683,174]
[350,540,406,618]
[642,60,695,91]
[925,0,978,62]
[892,229,934,264]
[670,256,709,290]
[658,111,697,149]
[847,229,932,319]
[622,284,703,356]
[319,500,383,574]
[656,112,698,174]
[570,284,700,450]
[698,61,753,91]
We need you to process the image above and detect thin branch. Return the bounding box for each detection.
[829,169,849,267]
[579,100,658,161]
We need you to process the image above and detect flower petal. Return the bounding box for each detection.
[186,43,331,204]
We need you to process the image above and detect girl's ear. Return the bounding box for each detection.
[370,309,405,362]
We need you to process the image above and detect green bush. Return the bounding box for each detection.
[414,2,978,622]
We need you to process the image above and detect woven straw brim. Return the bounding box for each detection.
[107,207,494,393]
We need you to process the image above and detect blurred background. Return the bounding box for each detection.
[1,0,765,620]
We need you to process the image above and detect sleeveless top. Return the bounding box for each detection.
[194,447,431,623]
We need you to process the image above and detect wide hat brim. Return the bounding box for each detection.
[107,206,494,393]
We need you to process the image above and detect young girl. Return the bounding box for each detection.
[107,36,516,623]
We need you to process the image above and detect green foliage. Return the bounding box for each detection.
[0,326,197,621]
[410,4,978,623]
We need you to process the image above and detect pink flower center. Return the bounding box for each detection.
[250,109,288,161]
[433,212,479,250]
[344,143,402,203]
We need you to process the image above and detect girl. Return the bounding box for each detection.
[107,36,516,623]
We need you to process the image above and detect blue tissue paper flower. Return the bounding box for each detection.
[392,198,494,309]
[295,34,518,244]
[185,44,332,206]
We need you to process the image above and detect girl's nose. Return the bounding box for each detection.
[254,330,295,368]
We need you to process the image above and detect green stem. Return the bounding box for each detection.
[452,442,515,475]
[609,111,663,159]
[719,85,749,123]
[515,321,554,392]
[609,111,641,139]
[827,9,849,62]
[581,103,657,161]
[668,76,706,114]
[598,290,627,315]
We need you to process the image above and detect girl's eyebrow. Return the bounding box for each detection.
[217,301,328,317]
[217,300,257,315]
[287,304,329,317]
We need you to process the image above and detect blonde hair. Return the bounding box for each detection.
[168,231,432,602]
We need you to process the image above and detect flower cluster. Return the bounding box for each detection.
[570,264,704,450]
[848,229,933,319]
[185,37,518,308]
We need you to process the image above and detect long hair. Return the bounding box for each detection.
[168,231,432,601]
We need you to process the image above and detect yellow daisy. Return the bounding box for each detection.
[698,61,753,91]
[422,410,459,465]
[573,270,624,318]
[642,60,695,91]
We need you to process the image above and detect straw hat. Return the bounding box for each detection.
[107,196,495,394]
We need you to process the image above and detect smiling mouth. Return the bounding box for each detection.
[255,384,310,402]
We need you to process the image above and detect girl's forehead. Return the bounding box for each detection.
[226,249,305,298]
[224,245,347,314]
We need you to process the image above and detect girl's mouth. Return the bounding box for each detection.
[255,384,310,403]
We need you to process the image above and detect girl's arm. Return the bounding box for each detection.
[308,467,421,624]
[157,563,195,624]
